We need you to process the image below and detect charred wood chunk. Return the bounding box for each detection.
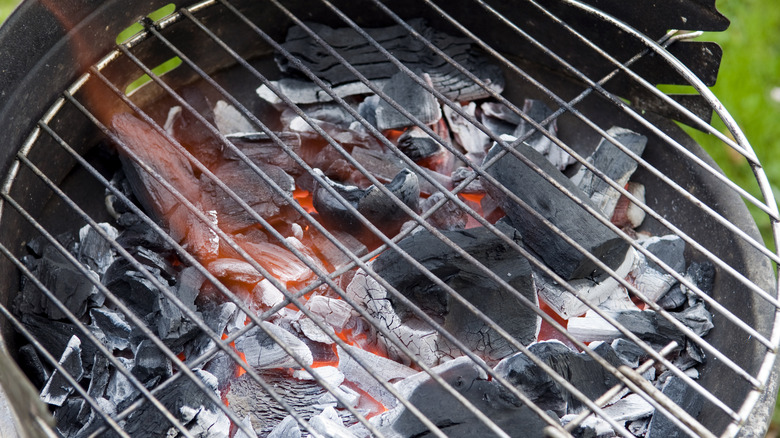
[89,307,132,353]
[646,377,703,438]
[226,371,356,436]
[313,169,419,241]
[571,126,647,219]
[482,141,629,281]
[494,341,624,416]
[421,191,469,231]
[225,131,304,176]
[40,335,84,407]
[279,19,504,102]
[375,357,554,438]
[374,71,441,130]
[21,314,98,371]
[131,340,171,384]
[372,223,540,363]
[397,126,441,162]
[233,322,313,370]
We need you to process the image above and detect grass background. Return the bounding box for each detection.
[0,0,778,434]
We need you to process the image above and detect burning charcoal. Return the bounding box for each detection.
[257,78,381,106]
[206,258,263,284]
[234,416,259,438]
[313,168,420,241]
[297,317,336,344]
[603,393,654,424]
[421,191,469,231]
[203,349,238,392]
[611,182,646,229]
[560,414,615,438]
[307,228,368,271]
[373,356,553,438]
[571,127,648,219]
[226,371,356,436]
[293,366,345,387]
[567,310,686,348]
[494,341,623,416]
[310,406,357,438]
[15,244,100,320]
[40,335,83,407]
[213,100,255,135]
[306,296,355,333]
[370,222,540,364]
[234,322,313,370]
[77,223,118,276]
[611,339,647,368]
[89,308,132,352]
[132,340,171,384]
[646,377,703,438]
[238,241,314,287]
[630,235,686,303]
[513,99,573,171]
[268,415,301,438]
[225,132,303,176]
[254,279,285,308]
[201,160,296,233]
[278,19,504,102]
[337,344,417,409]
[19,344,50,387]
[443,102,490,163]
[397,126,441,161]
[534,247,638,320]
[482,139,629,281]
[374,71,441,130]
[450,166,483,194]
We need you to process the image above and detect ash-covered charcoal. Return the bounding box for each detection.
[480,102,523,138]
[234,322,313,370]
[313,168,420,241]
[443,102,490,163]
[200,160,297,233]
[306,227,368,271]
[103,369,229,438]
[350,146,441,195]
[611,182,647,230]
[571,127,648,219]
[611,339,647,368]
[421,191,469,231]
[77,223,118,276]
[15,244,100,321]
[494,341,624,416]
[369,222,540,364]
[213,100,255,135]
[309,406,357,438]
[40,335,84,407]
[397,126,441,162]
[371,356,553,438]
[450,166,484,194]
[257,78,383,106]
[89,308,132,353]
[305,296,355,333]
[268,415,301,438]
[226,371,357,436]
[534,247,638,320]
[567,309,694,348]
[374,71,441,130]
[225,132,304,176]
[483,139,629,282]
[513,99,573,171]
[646,377,703,438]
[630,235,686,303]
[131,340,172,384]
[278,19,504,102]
[602,393,654,424]
[337,344,417,409]
[560,415,615,438]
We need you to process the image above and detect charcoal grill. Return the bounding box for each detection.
[0,0,778,437]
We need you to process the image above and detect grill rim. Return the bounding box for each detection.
[0,0,776,438]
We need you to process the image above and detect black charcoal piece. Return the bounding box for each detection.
[89,308,132,352]
[398,126,441,161]
[571,127,647,218]
[279,19,504,102]
[132,340,171,384]
[203,349,238,392]
[683,261,716,296]
[115,215,175,254]
[131,246,176,282]
[421,191,468,231]
[642,235,686,273]
[628,418,650,437]
[21,314,98,370]
[41,335,84,407]
[313,168,419,241]
[105,357,138,413]
[374,71,441,130]
[201,160,296,233]
[372,222,540,362]
[450,167,484,194]
[646,377,703,438]
[77,223,118,276]
[568,310,686,348]
[234,322,313,370]
[15,244,99,320]
[18,344,50,387]
[226,371,357,436]
[657,284,687,310]
[671,303,713,337]
[611,339,647,368]
[493,341,624,416]
[480,102,522,138]
[225,132,303,176]
[482,140,628,281]
[53,397,86,437]
[376,357,553,438]
[86,354,110,402]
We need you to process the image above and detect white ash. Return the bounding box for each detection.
[267,415,301,438]
[214,100,255,135]
[337,343,417,409]
[233,322,313,370]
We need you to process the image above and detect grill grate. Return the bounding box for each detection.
[0,0,778,437]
